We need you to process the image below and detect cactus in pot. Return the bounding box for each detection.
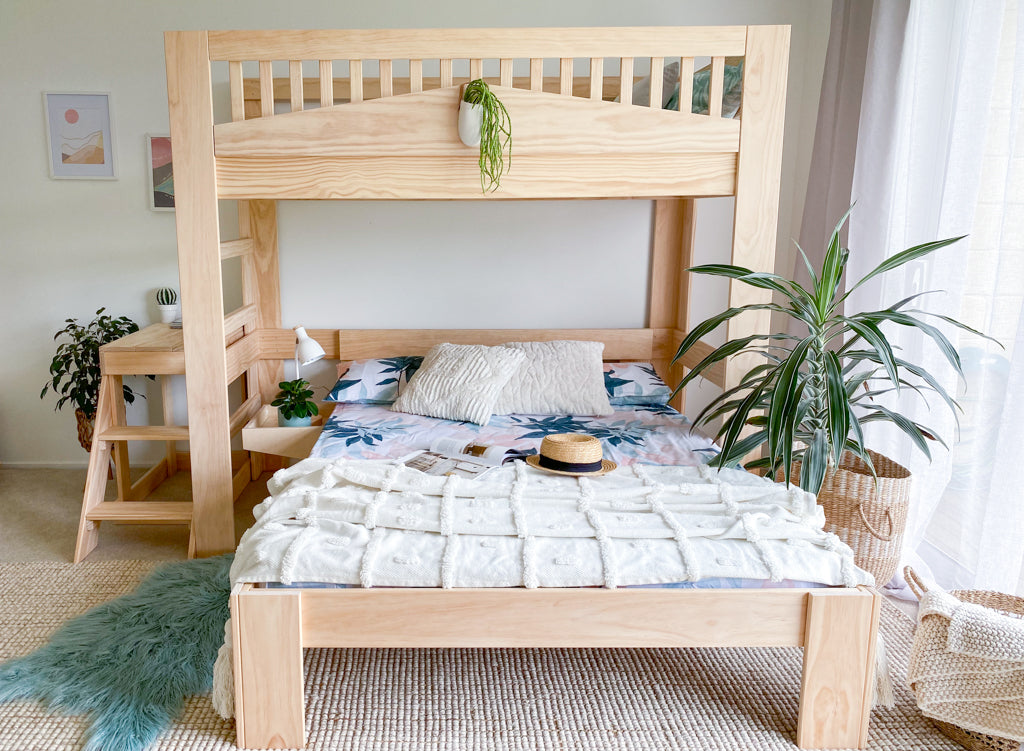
[155,287,178,324]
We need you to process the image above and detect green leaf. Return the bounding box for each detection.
[845,236,966,298]
[767,337,812,468]
[841,317,900,386]
[801,428,829,494]
[823,351,849,465]
[859,406,936,459]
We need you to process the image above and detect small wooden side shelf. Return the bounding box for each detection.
[242,405,324,460]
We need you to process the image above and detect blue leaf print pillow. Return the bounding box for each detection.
[324,357,423,403]
[603,362,672,406]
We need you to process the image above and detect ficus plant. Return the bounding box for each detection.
[672,210,997,495]
[40,308,151,419]
[462,79,512,193]
[271,379,319,421]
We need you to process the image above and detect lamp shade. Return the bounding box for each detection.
[294,326,326,367]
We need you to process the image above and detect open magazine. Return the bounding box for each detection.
[401,438,532,480]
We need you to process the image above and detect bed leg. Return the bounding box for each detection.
[232,588,305,749]
[796,588,880,749]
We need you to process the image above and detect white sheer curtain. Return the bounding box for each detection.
[803,0,1024,594]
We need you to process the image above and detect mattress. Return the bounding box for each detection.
[310,402,719,467]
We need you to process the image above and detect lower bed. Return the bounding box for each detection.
[228,403,882,749]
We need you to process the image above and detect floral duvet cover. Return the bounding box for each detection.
[309,402,719,466]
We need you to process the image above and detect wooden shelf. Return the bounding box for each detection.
[97,425,191,442]
[242,405,324,460]
[99,323,185,375]
[86,501,193,524]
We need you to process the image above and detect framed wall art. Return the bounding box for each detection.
[146,134,174,210]
[43,92,117,179]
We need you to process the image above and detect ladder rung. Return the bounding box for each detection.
[86,501,193,524]
[98,426,190,442]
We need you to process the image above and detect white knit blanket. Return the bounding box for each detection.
[909,589,1024,741]
[230,458,873,588]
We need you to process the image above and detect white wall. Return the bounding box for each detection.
[0,0,830,466]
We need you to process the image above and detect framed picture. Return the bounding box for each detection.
[43,92,117,179]
[146,134,174,211]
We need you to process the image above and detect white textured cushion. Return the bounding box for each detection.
[392,343,525,426]
[493,341,614,416]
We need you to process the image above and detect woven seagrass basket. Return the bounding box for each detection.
[783,449,910,585]
[906,567,1024,751]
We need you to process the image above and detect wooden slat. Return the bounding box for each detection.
[709,56,724,118]
[349,59,363,102]
[224,303,258,336]
[98,425,191,442]
[499,58,513,88]
[229,61,245,121]
[649,56,664,107]
[127,458,169,502]
[330,328,662,360]
[232,458,251,501]
[379,58,393,96]
[678,57,695,113]
[75,377,115,561]
[246,200,282,405]
[589,57,603,100]
[226,331,262,384]
[619,57,634,105]
[107,375,132,502]
[100,350,185,376]
[440,58,452,88]
[469,58,483,81]
[409,59,423,92]
[257,328,340,359]
[258,60,273,117]
[288,60,303,112]
[207,27,750,61]
[530,58,543,91]
[797,589,878,749]
[165,30,236,556]
[559,57,573,95]
[243,74,624,103]
[234,589,305,749]
[86,501,193,523]
[319,59,333,107]
[217,152,737,200]
[215,87,741,158]
[220,238,253,259]
[161,375,178,476]
[299,588,809,648]
[230,394,262,436]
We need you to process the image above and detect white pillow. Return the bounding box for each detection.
[493,341,614,416]
[392,343,526,426]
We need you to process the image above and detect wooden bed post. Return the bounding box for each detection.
[650,198,696,412]
[233,586,305,750]
[725,25,790,394]
[165,30,236,555]
[797,588,881,749]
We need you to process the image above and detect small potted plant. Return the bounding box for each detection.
[458,79,511,193]
[155,288,178,324]
[271,378,319,427]
[40,308,152,451]
[672,210,997,583]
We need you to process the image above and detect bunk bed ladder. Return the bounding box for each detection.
[74,367,195,562]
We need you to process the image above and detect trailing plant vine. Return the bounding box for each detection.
[462,79,511,193]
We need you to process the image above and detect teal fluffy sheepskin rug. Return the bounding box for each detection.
[0,554,232,751]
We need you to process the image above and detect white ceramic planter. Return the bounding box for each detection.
[458,100,482,147]
[278,411,313,428]
[158,304,178,324]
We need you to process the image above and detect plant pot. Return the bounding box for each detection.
[458,100,482,147]
[158,304,178,324]
[784,449,911,586]
[278,412,313,428]
[75,409,95,452]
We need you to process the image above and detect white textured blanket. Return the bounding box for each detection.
[230,459,873,588]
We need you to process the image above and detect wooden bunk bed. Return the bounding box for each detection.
[161,27,881,750]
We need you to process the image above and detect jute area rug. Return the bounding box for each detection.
[0,561,960,750]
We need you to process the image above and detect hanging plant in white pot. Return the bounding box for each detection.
[458,79,511,193]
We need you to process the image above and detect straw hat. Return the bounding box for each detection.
[525,433,617,476]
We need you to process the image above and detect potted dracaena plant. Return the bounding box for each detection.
[40,308,153,451]
[672,210,997,584]
[272,378,319,427]
[458,79,511,193]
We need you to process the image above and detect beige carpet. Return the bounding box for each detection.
[0,561,961,751]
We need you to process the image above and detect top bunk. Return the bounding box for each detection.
[166,26,790,200]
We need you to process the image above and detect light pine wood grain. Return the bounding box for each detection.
[318,60,333,107]
[165,30,236,556]
[234,588,305,749]
[207,27,748,61]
